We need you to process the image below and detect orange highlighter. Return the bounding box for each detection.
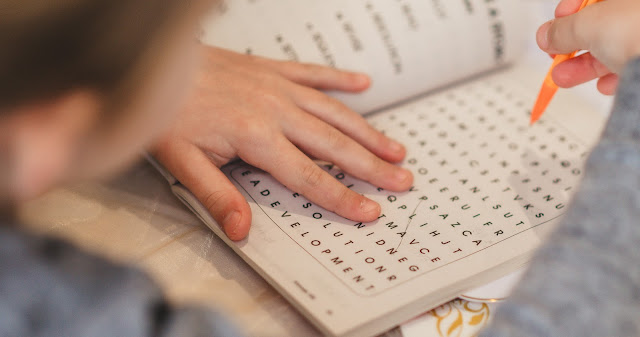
[530,0,601,125]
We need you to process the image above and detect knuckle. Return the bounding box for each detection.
[256,91,285,111]
[280,60,300,69]
[282,61,316,77]
[234,118,272,146]
[325,128,346,149]
[300,62,322,74]
[548,21,561,47]
[568,17,582,45]
[302,62,336,79]
[325,95,349,114]
[370,155,386,173]
[246,53,265,65]
[370,155,392,181]
[587,54,601,75]
[374,129,391,148]
[201,189,227,214]
[566,13,590,49]
[335,186,357,213]
[301,164,325,189]
[549,18,570,49]
[309,89,345,114]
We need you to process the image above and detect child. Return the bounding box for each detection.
[2,0,640,336]
[481,0,640,335]
[0,0,410,335]
[0,1,240,335]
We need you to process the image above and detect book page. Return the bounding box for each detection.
[165,63,606,337]
[202,0,528,113]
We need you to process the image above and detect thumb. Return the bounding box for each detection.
[537,4,602,55]
[153,140,252,241]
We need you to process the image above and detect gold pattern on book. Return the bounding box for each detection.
[430,299,491,337]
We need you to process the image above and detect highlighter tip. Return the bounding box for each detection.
[529,106,543,125]
[529,83,558,126]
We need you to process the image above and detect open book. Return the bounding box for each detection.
[150,1,606,336]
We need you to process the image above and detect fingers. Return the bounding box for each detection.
[289,85,407,163]
[552,52,618,94]
[552,52,611,88]
[256,57,371,92]
[537,3,603,55]
[240,135,382,223]
[281,108,413,192]
[153,139,252,241]
[597,73,619,95]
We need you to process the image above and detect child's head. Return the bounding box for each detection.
[0,0,211,204]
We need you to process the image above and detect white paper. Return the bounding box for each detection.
[202,0,527,113]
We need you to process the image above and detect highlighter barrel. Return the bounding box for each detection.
[530,54,572,125]
[529,0,601,125]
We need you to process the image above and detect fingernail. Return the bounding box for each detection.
[538,20,553,50]
[360,199,380,214]
[395,169,411,183]
[389,139,404,153]
[223,211,241,236]
[353,73,370,86]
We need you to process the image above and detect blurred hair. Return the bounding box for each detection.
[0,0,210,113]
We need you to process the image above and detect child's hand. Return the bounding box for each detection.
[537,0,640,95]
[153,46,413,241]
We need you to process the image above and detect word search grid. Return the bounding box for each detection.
[229,69,589,297]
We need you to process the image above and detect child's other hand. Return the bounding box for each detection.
[537,0,640,95]
[153,46,412,241]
